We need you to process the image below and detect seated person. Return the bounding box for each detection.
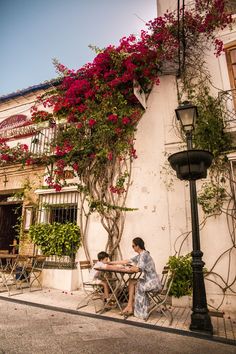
[90,251,110,302]
[109,237,162,319]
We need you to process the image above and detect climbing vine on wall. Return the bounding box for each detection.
[0,1,233,265]
[173,1,236,310]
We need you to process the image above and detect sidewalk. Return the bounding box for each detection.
[0,287,235,346]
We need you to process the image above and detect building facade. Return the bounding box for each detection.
[0,0,235,312]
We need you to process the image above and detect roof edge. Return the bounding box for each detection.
[0,78,61,103]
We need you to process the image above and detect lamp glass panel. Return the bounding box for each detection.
[178,107,195,126]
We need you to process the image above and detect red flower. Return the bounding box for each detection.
[109,185,125,195]
[56,159,66,169]
[107,151,113,161]
[53,183,62,192]
[88,119,96,127]
[55,146,65,156]
[19,144,28,151]
[115,127,122,135]
[130,147,137,159]
[67,114,76,123]
[45,177,53,185]
[77,104,87,113]
[122,117,130,125]
[84,89,95,99]
[76,122,83,129]
[72,162,79,171]
[26,158,33,165]
[1,154,10,161]
[107,114,118,123]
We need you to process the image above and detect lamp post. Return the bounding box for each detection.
[168,101,213,335]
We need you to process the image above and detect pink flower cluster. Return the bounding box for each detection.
[7,0,232,192]
[45,177,62,192]
[109,185,125,195]
[55,141,73,156]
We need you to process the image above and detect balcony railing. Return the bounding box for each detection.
[218,89,236,128]
[29,124,57,156]
[29,122,71,157]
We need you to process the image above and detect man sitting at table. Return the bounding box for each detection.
[90,251,110,302]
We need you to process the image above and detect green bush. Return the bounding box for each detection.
[29,222,81,257]
[167,254,192,298]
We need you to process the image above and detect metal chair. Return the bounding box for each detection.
[146,266,174,324]
[76,260,105,313]
[0,250,9,271]
[26,255,46,291]
[0,255,30,296]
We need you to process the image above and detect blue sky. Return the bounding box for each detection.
[0,0,157,96]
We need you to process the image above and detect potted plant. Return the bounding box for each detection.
[167,254,192,307]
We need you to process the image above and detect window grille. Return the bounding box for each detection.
[36,190,79,268]
[49,205,77,224]
[30,126,56,156]
[218,89,236,126]
[37,190,78,224]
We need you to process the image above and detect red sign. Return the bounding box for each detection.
[0,114,38,140]
[0,114,29,131]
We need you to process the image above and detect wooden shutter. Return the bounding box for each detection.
[225,43,236,90]
[225,0,236,14]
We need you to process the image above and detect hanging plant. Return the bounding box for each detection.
[197,182,228,215]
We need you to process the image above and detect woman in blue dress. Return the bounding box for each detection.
[110,237,162,319]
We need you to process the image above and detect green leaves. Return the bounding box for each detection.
[167,254,192,298]
[29,222,81,257]
[198,182,227,215]
[194,93,232,157]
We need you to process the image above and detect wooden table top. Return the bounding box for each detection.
[0,254,18,259]
[94,264,138,274]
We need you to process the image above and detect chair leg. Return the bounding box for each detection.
[77,287,104,312]
[29,271,43,291]
[146,293,173,325]
[77,297,90,310]
[160,304,173,324]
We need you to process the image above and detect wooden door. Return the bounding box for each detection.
[0,204,22,252]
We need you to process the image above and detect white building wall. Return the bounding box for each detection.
[0,0,235,310]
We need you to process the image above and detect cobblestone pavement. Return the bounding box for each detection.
[0,299,235,354]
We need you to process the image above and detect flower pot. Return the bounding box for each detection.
[168,150,213,180]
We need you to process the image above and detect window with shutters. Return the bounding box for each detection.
[37,190,78,224]
[225,0,236,14]
[225,42,236,91]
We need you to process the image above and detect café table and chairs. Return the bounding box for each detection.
[93,264,142,318]
[79,263,174,323]
[0,252,46,296]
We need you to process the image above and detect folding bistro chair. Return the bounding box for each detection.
[0,250,9,271]
[76,260,104,313]
[146,266,174,324]
[26,255,46,291]
[0,255,31,296]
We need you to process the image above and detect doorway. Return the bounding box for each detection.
[0,202,22,252]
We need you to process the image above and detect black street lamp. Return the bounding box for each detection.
[168,101,213,335]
